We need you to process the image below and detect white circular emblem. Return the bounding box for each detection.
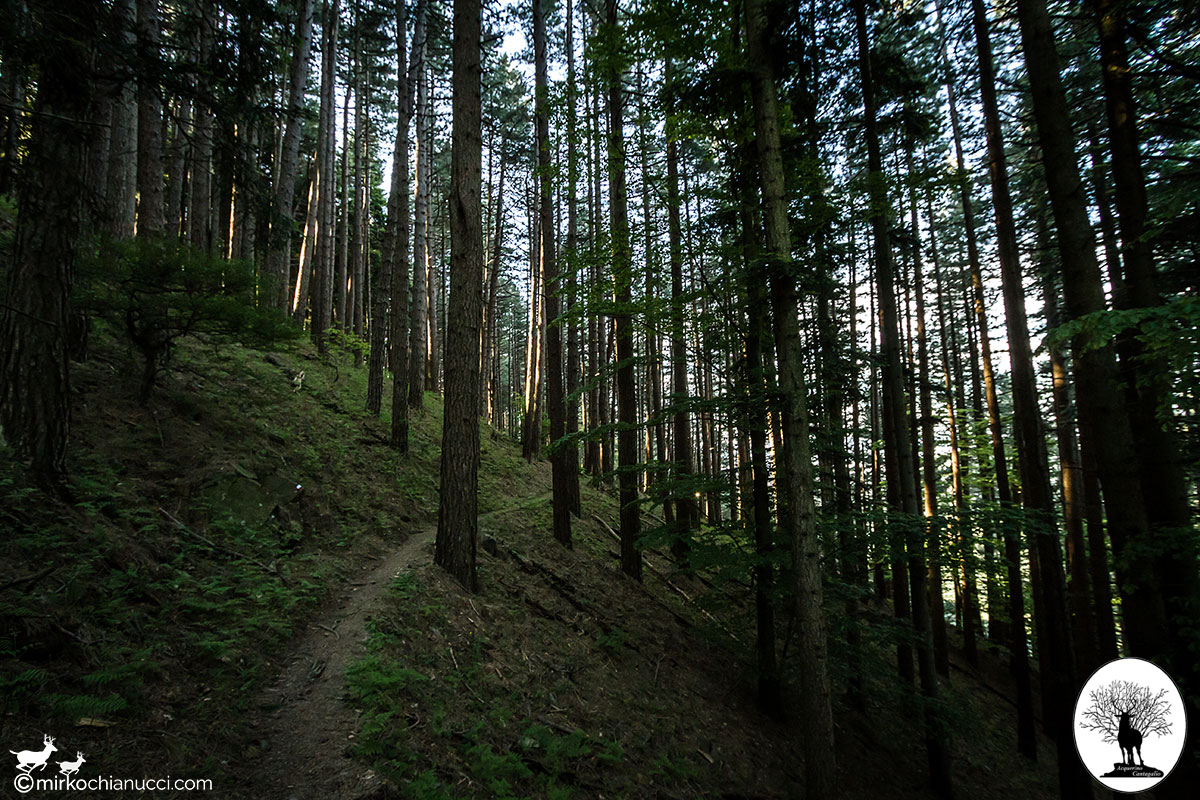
[1073,657,1187,793]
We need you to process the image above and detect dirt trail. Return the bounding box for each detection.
[246,526,436,800]
[244,494,554,800]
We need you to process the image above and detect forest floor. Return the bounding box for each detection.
[0,324,1080,799]
[246,523,436,799]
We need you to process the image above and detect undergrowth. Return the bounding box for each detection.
[0,324,438,783]
[346,574,629,800]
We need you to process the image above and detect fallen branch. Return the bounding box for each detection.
[507,548,588,615]
[0,564,58,593]
[159,508,282,580]
[616,508,718,590]
[498,580,583,633]
[592,514,739,644]
[535,715,578,737]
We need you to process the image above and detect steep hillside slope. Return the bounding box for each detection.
[1,326,439,792]
[1,327,1068,799]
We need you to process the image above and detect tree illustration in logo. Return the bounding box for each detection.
[1080,679,1173,777]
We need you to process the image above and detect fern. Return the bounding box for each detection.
[42,692,128,720]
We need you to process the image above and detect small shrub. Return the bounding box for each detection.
[80,238,300,402]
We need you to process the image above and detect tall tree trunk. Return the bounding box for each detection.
[482,141,506,421]
[354,79,370,343]
[384,0,423,449]
[596,74,614,482]
[0,0,100,488]
[106,0,138,239]
[535,0,571,547]
[293,163,317,320]
[941,0,1036,756]
[972,4,1084,790]
[310,0,339,352]
[408,20,429,409]
[1083,117,1124,299]
[927,184,978,668]
[1089,12,1199,760]
[1039,234,1098,675]
[189,3,215,251]
[1091,0,1192,534]
[435,0,482,592]
[664,58,699,555]
[746,0,836,795]
[1015,0,1168,667]
[369,9,401,418]
[584,39,602,478]
[636,67,662,507]
[267,0,315,309]
[737,144,781,713]
[337,77,353,330]
[853,0,950,794]
[522,209,544,460]
[1078,407,1119,662]
[603,0,640,581]
[214,113,235,259]
[1015,0,1188,792]
[164,100,189,238]
[426,133,441,392]
[906,147,948,679]
[933,3,1017,673]
[563,0,582,517]
[136,0,165,238]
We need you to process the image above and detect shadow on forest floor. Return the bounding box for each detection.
[1,324,1069,799]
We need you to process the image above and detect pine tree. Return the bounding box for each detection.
[435,0,483,591]
[745,0,835,794]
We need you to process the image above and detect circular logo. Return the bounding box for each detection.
[13,772,34,794]
[1073,657,1187,793]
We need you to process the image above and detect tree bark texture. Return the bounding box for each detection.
[535,0,571,547]
[435,0,483,592]
[746,0,837,795]
[0,0,101,488]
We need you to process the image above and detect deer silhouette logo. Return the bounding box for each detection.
[1074,658,1188,791]
[1117,711,1143,767]
[10,734,56,774]
[57,751,86,777]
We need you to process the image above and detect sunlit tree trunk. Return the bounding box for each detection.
[904,146,948,680]
[336,76,352,330]
[1038,233,1098,675]
[267,0,315,309]
[927,183,978,668]
[308,0,339,352]
[482,139,506,421]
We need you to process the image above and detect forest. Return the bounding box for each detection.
[0,0,1197,797]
